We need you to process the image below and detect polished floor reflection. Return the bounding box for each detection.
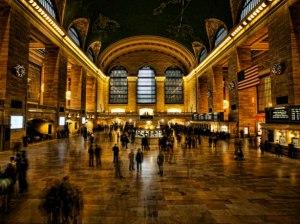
[1,134,300,224]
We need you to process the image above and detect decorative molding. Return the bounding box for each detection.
[98,35,197,73]
[13,65,26,78]
[271,62,286,75]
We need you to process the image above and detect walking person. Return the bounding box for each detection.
[112,144,119,163]
[16,153,23,192]
[157,150,165,177]
[88,144,95,167]
[95,144,102,167]
[128,149,135,171]
[135,148,143,172]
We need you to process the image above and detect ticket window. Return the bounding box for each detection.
[288,131,300,148]
[275,130,287,146]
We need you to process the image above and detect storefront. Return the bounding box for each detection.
[261,106,300,157]
[191,112,237,135]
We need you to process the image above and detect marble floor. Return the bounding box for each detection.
[0,134,300,224]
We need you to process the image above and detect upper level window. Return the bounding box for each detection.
[87,48,94,62]
[109,67,128,104]
[199,48,207,63]
[214,28,228,47]
[240,0,261,21]
[37,0,58,20]
[165,68,184,104]
[137,67,156,104]
[68,27,80,46]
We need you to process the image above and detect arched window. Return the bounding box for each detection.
[137,66,156,104]
[214,28,228,47]
[37,0,58,20]
[199,48,207,63]
[240,0,261,21]
[87,48,94,62]
[109,67,128,104]
[165,68,184,104]
[68,27,80,46]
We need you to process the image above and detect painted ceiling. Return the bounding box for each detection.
[64,0,233,53]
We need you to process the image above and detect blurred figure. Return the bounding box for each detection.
[88,144,94,167]
[112,144,119,163]
[114,157,123,178]
[157,151,165,177]
[135,148,143,172]
[95,144,102,167]
[128,149,135,171]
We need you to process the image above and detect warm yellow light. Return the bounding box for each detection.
[167,108,182,113]
[66,91,71,100]
[223,100,229,110]
[111,108,125,113]
[139,108,154,115]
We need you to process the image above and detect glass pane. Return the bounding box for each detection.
[109,69,128,104]
[137,67,156,104]
[165,68,184,104]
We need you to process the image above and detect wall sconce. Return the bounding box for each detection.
[66,91,71,100]
[223,100,229,110]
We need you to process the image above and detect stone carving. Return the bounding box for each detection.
[14,65,26,78]
[271,62,286,76]
[192,41,205,59]
[89,41,102,59]
[72,18,90,39]
[205,18,227,49]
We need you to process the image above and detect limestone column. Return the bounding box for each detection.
[184,76,197,113]
[67,64,82,110]
[127,76,137,113]
[156,77,165,112]
[268,3,297,105]
[86,75,96,113]
[212,66,224,112]
[237,47,257,135]
[81,69,87,114]
[198,75,209,113]
[43,46,67,136]
[227,50,239,122]
[0,5,30,149]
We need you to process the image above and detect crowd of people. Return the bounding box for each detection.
[0,143,29,212]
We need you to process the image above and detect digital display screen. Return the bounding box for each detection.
[59,117,65,126]
[10,116,23,129]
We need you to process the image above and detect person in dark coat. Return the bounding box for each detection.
[94,144,102,167]
[112,144,119,163]
[88,144,94,167]
[83,126,88,141]
[135,148,143,172]
[157,151,165,176]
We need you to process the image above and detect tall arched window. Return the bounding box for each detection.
[165,67,184,104]
[37,0,58,20]
[87,48,94,62]
[109,67,128,104]
[199,48,207,63]
[214,28,228,47]
[240,0,261,21]
[137,67,156,104]
[68,27,80,46]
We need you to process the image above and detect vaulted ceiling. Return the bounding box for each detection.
[64,0,233,55]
